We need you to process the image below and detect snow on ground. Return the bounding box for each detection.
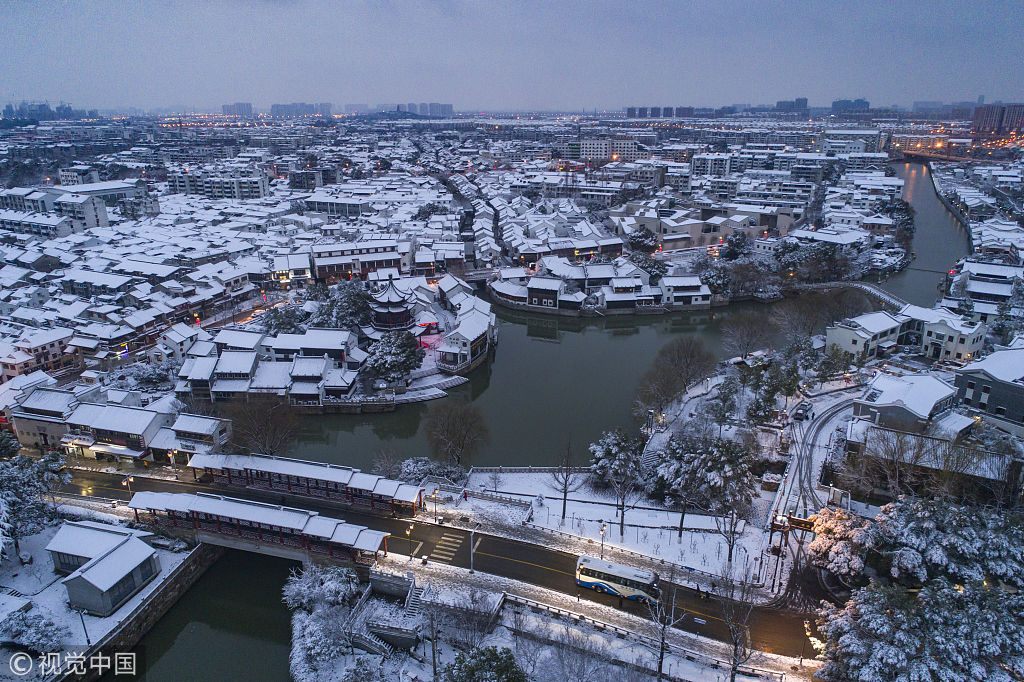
[370,553,816,681]
[453,470,777,593]
[0,517,190,677]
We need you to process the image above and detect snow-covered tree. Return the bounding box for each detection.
[817,578,1024,682]
[698,261,731,294]
[109,358,183,391]
[807,507,873,584]
[306,279,373,331]
[282,564,360,612]
[626,227,659,254]
[0,455,58,557]
[364,330,425,384]
[445,646,528,682]
[651,435,757,517]
[259,304,309,335]
[627,252,667,283]
[0,608,71,652]
[0,432,21,460]
[588,429,646,537]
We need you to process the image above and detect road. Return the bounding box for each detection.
[63,469,811,657]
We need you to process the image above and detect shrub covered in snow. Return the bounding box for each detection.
[397,456,468,486]
[108,358,182,391]
[0,608,71,653]
[283,564,360,612]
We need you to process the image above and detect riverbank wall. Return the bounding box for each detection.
[58,544,225,682]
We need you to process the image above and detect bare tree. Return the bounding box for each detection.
[488,468,503,492]
[509,606,545,679]
[370,446,400,478]
[635,337,716,414]
[448,588,493,650]
[715,559,758,682]
[221,396,297,456]
[550,624,609,682]
[550,442,586,523]
[424,399,490,466]
[714,507,746,566]
[721,312,775,359]
[644,568,687,680]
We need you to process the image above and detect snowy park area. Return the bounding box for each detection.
[421,469,785,594]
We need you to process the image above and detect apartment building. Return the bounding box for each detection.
[168,168,269,200]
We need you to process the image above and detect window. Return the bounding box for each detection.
[967,381,976,390]
[982,385,991,393]
[995,407,1006,416]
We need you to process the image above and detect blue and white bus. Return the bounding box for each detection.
[575,556,660,604]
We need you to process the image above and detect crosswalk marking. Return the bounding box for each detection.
[429,533,465,563]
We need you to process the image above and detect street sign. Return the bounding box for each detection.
[693,618,707,625]
[787,515,815,532]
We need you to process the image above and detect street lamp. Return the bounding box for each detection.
[600,522,607,559]
[406,523,414,560]
[470,522,481,573]
[433,488,439,523]
[121,476,134,496]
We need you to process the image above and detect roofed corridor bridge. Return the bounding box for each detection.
[128,490,391,568]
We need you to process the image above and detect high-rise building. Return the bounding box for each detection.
[662,107,673,118]
[1001,104,1024,134]
[315,102,332,116]
[675,106,693,118]
[649,107,661,118]
[637,107,648,118]
[407,103,418,115]
[221,102,253,117]
[270,102,316,116]
[419,103,429,115]
[794,97,808,111]
[428,103,441,116]
[832,98,870,113]
[972,104,1005,134]
[626,107,636,118]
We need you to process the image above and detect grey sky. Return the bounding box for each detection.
[2,0,1022,112]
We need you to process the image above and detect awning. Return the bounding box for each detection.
[62,434,95,447]
[89,443,146,459]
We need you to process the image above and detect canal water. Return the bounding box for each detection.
[114,551,297,682]
[132,162,969,680]
[878,162,971,306]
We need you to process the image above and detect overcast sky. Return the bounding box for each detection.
[2,0,1022,112]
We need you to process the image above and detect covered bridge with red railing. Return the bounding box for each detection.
[186,452,425,515]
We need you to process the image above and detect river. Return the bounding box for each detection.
[129,162,969,680]
[878,162,971,306]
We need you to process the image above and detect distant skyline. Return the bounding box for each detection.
[2,0,1023,112]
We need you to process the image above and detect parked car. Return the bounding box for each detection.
[792,402,812,421]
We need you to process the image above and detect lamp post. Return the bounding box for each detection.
[77,610,91,646]
[406,523,414,559]
[600,522,607,559]
[433,488,439,523]
[470,522,481,574]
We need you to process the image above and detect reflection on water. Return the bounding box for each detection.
[880,162,970,306]
[116,551,296,682]
[289,293,873,470]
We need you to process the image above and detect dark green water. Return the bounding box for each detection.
[878,162,971,306]
[116,551,297,682]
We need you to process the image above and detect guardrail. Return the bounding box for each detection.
[467,489,533,508]
[469,465,590,475]
[521,521,763,589]
[501,593,784,681]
